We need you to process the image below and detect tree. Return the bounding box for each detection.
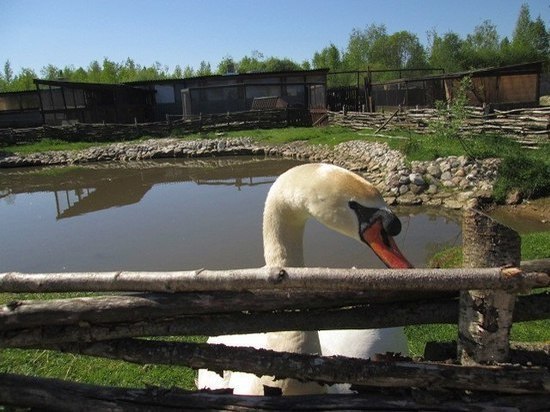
[300,60,311,70]
[3,60,14,84]
[343,24,387,71]
[87,60,102,82]
[428,31,466,73]
[196,60,212,76]
[217,56,237,74]
[509,4,549,63]
[312,44,342,72]
[173,65,183,79]
[101,58,119,83]
[183,65,195,78]
[262,57,301,72]
[40,64,62,80]
[382,31,427,70]
[462,20,502,67]
[12,68,37,91]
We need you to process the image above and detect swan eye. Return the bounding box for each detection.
[349,202,402,236]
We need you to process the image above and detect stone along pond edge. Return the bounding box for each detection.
[0,137,501,210]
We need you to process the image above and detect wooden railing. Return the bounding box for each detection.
[0,209,549,410]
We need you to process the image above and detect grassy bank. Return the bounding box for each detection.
[3,126,549,203]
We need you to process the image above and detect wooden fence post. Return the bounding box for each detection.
[458,208,521,365]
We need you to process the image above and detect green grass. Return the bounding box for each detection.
[182,127,550,202]
[182,125,364,146]
[406,231,550,357]
[0,291,207,390]
[0,342,201,389]
[1,138,109,155]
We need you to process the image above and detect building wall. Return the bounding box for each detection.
[0,91,42,128]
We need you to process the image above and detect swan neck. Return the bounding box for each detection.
[263,199,307,267]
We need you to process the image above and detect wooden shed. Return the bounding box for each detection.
[0,90,43,128]
[370,62,543,111]
[33,79,156,126]
[128,68,328,120]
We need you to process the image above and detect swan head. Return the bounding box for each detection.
[265,163,413,269]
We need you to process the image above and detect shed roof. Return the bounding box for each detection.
[124,68,330,86]
[372,61,543,86]
[33,78,155,92]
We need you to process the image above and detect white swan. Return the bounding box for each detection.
[197,163,413,395]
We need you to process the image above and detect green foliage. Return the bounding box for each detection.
[508,4,550,63]
[427,70,549,203]
[493,152,550,203]
[429,76,472,141]
[215,51,304,75]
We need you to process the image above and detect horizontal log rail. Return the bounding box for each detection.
[28,339,550,395]
[2,292,548,348]
[1,288,547,330]
[2,373,548,411]
[1,265,548,293]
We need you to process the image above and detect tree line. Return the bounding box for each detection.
[1,3,547,92]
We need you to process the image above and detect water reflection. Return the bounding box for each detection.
[0,158,462,273]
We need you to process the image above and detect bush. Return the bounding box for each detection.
[493,153,550,202]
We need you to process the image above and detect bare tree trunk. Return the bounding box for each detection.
[458,209,521,365]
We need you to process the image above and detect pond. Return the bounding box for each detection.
[0,157,463,273]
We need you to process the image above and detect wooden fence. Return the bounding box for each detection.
[0,108,314,146]
[0,209,549,410]
[330,106,550,148]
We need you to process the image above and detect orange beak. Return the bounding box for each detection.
[362,220,414,269]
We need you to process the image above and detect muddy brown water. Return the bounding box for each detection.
[1,157,465,273]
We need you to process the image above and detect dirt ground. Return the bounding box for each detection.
[504,197,549,221]
[489,197,550,233]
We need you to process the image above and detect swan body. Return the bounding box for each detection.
[197,163,412,395]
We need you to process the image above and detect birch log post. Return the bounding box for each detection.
[458,208,521,365]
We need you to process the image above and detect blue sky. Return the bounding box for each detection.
[1,0,548,75]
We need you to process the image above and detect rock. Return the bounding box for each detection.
[444,199,464,210]
[409,173,425,186]
[505,190,523,205]
[426,164,441,178]
[410,184,425,194]
[440,171,452,181]
[398,175,410,185]
[451,177,463,186]
[427,184,438,194]
[399,185,409,195]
